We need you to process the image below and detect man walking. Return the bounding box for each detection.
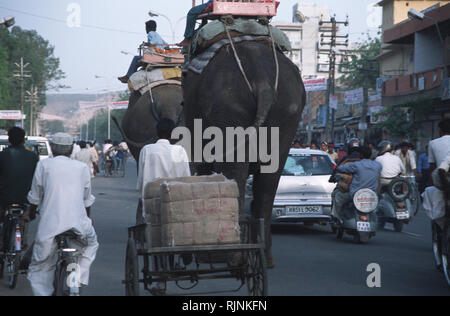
[75,141,97,178]
[27,133,99,296]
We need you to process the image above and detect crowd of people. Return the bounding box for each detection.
[292,118,450,233]
[70,139,129,178]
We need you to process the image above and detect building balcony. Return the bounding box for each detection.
[383,66,445,97]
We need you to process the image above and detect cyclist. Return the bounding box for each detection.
[0,127,39,250]
[27,133,99,296]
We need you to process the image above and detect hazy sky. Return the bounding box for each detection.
[0,0,381,95]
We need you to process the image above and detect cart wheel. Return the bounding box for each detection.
[125,238,140,296]
[246,249,268,296]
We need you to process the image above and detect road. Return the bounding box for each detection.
[1,160,448,296]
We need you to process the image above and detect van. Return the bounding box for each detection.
[0,135,52,160]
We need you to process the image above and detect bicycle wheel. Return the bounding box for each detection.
[7,222,19,289]
[54,261,69,296]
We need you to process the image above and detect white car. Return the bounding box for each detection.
[0,135,52,160]
[271,149,337,228]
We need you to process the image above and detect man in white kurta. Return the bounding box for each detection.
[137,132,191,220]
[27,133,99,296]
[136,119,191,295]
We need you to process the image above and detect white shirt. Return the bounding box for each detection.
[28,156,95,242]
[137,139,191,197]
[429,135,450,167]
[103,143,113,155]
[439,154,450,172]
[375,152,406,178]
[70,143,81,159]
[75,148,96,169]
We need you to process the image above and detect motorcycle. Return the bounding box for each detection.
[377,177,416,232]
[334,188,379,243]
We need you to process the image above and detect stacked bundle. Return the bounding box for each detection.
[143,174,240,247]
[160,180,240,247]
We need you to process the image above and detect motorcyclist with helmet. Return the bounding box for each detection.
[331,146,382,219]
[375,141,406,186]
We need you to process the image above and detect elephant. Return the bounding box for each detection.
[182,40,306,268]
[114,83,183,224]
[117,83,184,165]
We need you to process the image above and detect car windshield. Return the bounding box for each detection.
[283,154,333,176]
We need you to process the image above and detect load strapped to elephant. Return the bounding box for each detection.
[127,45,184,96]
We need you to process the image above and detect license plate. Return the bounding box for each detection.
[357,222,371,232]
[396,211,409,220]
[286,206,322,215]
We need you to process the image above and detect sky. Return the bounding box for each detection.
[0,0,382,95]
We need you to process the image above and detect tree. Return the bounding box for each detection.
[0,26,66,131]
[339,33,381,90]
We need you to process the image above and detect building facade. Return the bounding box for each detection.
[379,2,450,150]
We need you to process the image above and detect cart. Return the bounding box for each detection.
[124,218,267,296]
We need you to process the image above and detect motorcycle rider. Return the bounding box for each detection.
[338,138,361,166]
[332,146,382,220]
[375,141,406,186]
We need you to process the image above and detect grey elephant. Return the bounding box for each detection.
[183,40,306,268]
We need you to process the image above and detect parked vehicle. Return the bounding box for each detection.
[26,136,52,160]
[334,189,379,243]
[0,136,51,160]
[263,149,337,230]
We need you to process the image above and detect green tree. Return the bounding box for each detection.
[339,34,381,90]
[0,26,66,131]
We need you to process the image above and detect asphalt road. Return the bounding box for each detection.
[1,160,448,296]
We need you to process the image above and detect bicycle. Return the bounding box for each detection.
[0,204,26,289]
[53,230,87,296]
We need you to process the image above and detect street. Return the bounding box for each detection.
[0,159,448,296]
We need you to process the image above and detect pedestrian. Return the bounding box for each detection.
[27,133,98,296]
[89,142,99,176]
[321,141,328,152]
[70,141,81,159]
[310,143,318,150]
[292,140,301,149]
[417,145,430,194]
[337,145,347,162]
[327,144,339,163]
[395,141,417,181]
[75,141,97,178]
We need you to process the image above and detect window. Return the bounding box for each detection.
[283,154,334,176]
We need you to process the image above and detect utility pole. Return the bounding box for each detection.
[13,58,31,129]
[318,15,350,143]
[25,85,39,135]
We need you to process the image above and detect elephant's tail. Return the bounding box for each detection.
[111,116,152,148]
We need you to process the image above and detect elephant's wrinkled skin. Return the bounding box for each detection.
[183,41,306,265]
[121,84,183,164]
